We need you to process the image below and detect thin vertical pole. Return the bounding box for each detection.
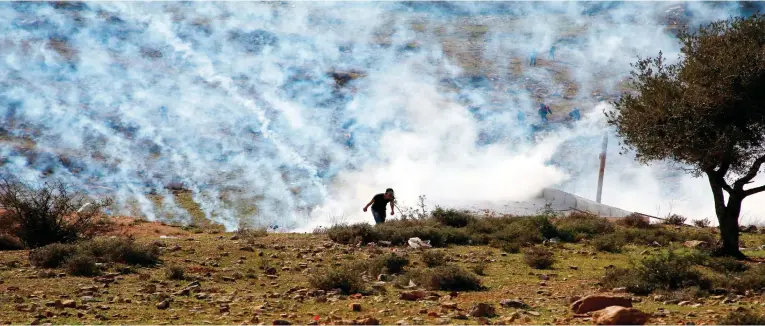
[596,133,608,204]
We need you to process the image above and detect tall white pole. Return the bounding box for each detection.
[596,133,608,204]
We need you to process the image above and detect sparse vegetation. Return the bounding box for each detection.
[165,266,186,280]
[432,207,474,227]
[555,212,615,241]
[64,253,100,276]
[619,213,651,228]
[0,177,112,248]
[308,263,367,294]
[601,251,710,295]
[523,247,556,269]
[718,310,765,325]
[29,237,160,269]
[591,233,625,253]
[404,264,483,291]
[421,250,447,267]
[663,214,687,226]
[369,252,410,275]
[694,218,712,228]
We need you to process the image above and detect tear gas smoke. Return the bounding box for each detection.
[1,2,763,231]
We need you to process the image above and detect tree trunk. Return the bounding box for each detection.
[707,172,745,258]
[716,195,745,258]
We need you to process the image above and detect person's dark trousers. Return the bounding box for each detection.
[372,210,386,224]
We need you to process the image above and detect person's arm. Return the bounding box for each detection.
[390,199,395,215]
[363,198,374,212]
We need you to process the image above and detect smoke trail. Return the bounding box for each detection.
[1,2,763,231]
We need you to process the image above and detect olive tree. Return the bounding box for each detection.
[607,14,765,258]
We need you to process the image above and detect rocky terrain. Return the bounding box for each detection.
[2,215,765,325]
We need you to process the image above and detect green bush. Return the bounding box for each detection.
[601,251,709,295]
[717,265,765,293]
[592,233,625,253]
[693,218,711,228]
[555,213,615,241]
[0,234,24,251]
[369,253,409,275]
[471,262,488,276]
[618,213,651,228]
[405,264,483,291]
[327,223,380,245]
[29,243,78,268]
[432,207,474,228]
[490,240,521,254]
[718,310,765,325]
[523,247,556,269]
[64,254,100,276]
[663,214,687,226]
[165,266,186,280]
[308,263,366,294]
[421,250,447,267]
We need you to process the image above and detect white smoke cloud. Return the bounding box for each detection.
[0,2,763,232]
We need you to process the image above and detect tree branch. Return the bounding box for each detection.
[734,154,765,190]
[716,142,735,176]
[745,185,765,197]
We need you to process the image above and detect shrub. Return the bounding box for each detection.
[663,214,687,226]
[601,251,709,295]
[718,310,765,325]
[705,256,748,274]
[29,243,78,268]
[523,247,556,269]
[406,264,483,291]
[421,250,447,267]
[369,253,409,275]
[717,264,765,293]
[83,237,160,266]
[693,218,711,228]
[64,254,100,276]
[592,233,625,253]
[490,240,521,254]
[619,213,651,228]
[165,266,186,280]
[0,234,23,251]
[471,262,487,276]
[616,226,715,247]
[555,212,615,241]
[327,223,380,245]
[431,207,474,228]
[308,263,366,294]
[0,177,112,248]
[234,226,268,242]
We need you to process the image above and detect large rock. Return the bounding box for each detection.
[469,303,496,317]
[593,306,649,325]
[400,290,427,301]
[571,295,632,314]
[683,240,707,249]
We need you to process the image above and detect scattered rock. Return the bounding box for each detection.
[571,295,632,314]
[156,300,170,310]
[440,302,458,310]
[400,290,426,301]
[593,306,649,325]
[499,299,529,309]
[683,241,707,249]
[272,320,292,325]
[469,303,496,318]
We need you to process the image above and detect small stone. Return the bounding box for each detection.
[569,266,579,270]
[156,300,170,310]
[469,303,496,318]
[499,299,528,309]
[593,306,649,325]
[350,303,361,312]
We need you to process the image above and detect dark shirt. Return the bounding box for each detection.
[371,193,392,212]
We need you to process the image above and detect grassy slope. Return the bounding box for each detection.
[2,227,765,325]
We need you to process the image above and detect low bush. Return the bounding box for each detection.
[432,207,474,227]
[421,250,447,267]
[490,240,521,254]
[555,212,615,241]
[0,234,24,251]
[29,237,160,269]
[718,310,765,325]
[405,264,483,291]
[234,226,268,242]
[308,263,366,294]
[165,266,186,280]
[471,262,487,276]
[327,223,380,245]
[663,214,687,226]
[523,247,556,269]
[64,254,100,276]
[717,264,765,293]
[29,243,78,268]
[592,233,625,253]
[693,218,711,228]
[601,251,709,295]
[618,213,651,228]
[369,253,409,275]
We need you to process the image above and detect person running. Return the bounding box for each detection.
[363,188,395,224]
[569,107,581,121]
[549,45,556,60]
[529,50,537,66]
[538,103,552,122]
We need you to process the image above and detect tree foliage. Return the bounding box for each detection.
[607,14,765,257]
